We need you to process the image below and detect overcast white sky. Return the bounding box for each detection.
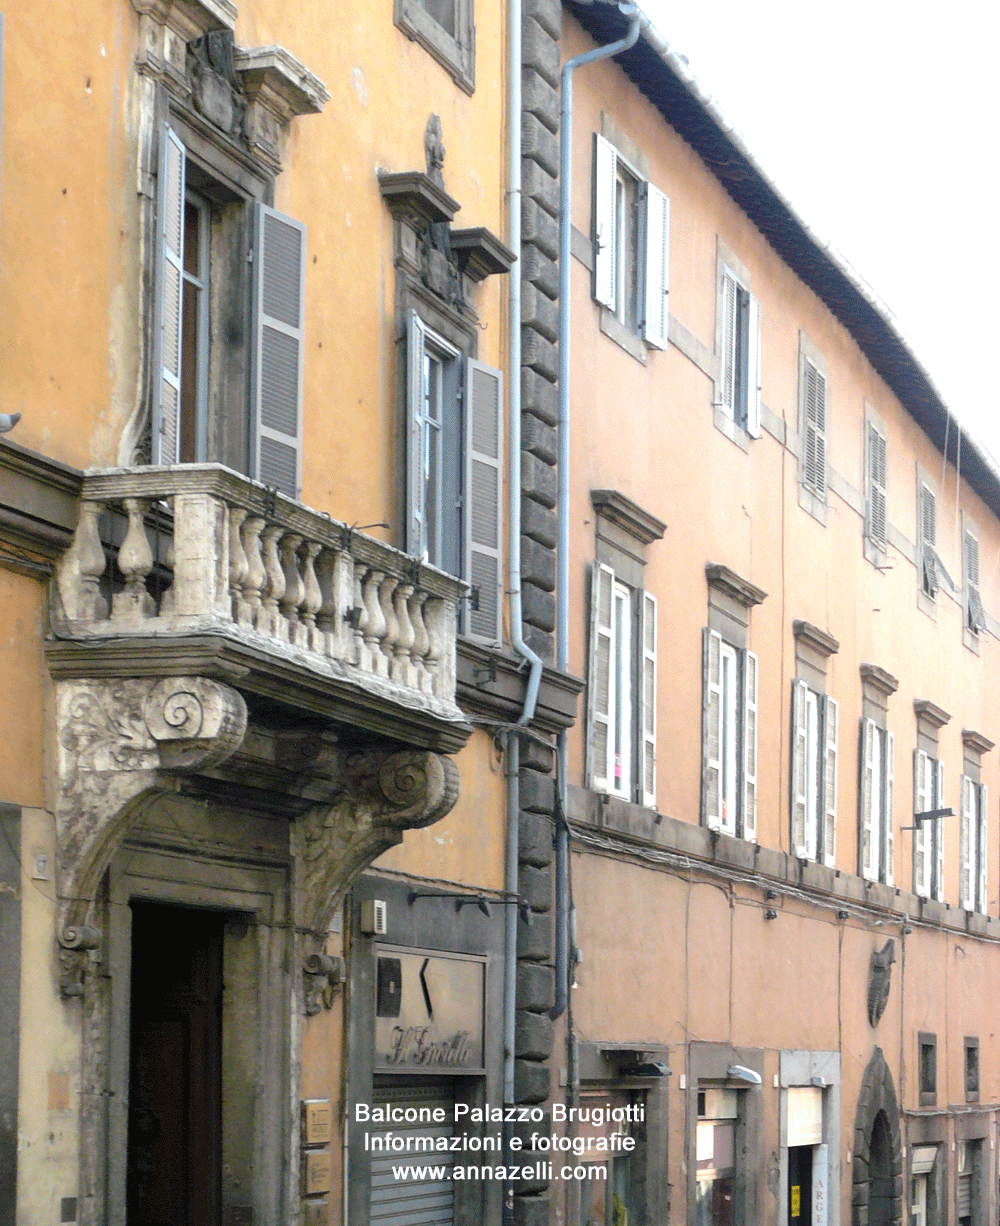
[638,0,1000,461]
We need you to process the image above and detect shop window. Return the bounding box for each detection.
[696,1089,739,1226]
[910,1145,940,1226]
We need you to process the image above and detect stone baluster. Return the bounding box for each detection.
[298,541,323,651]
[379,575,400,675]
[422,596,443,696]
[111,499,155,623]
[409,589,431,693]
[313,548,338,657]
[361,569,387,677]
[158,517,176,614]
[239,516,266,629]
[58,500,108,621]
[391,582,415,686]
[227,507,249,623]
[352,561,368,668]
[279,532,305,641]
[258,524,287,639]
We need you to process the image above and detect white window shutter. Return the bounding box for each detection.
[153,126,186,465]
[720,271,737,420]
[639,591,657,809]
[860,718,877,881]
[978,784,988,914]
[884,731,895,886]
[641,182,669,350]
[914,749,929,897]
[960,775,974,910]
[405,310,429,556]
[803,360,827,497]
[935,759,945,902]
[867,425,888,551]
[464,358,504,645]
[791,680,809,856]
[702,628,723,830]
[747,295,762,439]
[588,563,616,792]
[823,695,838,867]
[252,203,306,500]
[593,134,617,310]
[743,649,758,843]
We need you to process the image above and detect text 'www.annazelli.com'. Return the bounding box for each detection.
[388,1162,610,1182]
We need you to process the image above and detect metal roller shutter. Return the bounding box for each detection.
[370,1081,455,1226]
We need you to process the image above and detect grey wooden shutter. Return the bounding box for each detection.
[464,358,503,644]
[639,590,657,809]
[965,531,985,632]
[867,424,888,551]
[914,749,930,897]
[702,628,723,830]
[721,271,738,419]
[588,563,616,792]
[370,1082,455,1225]
[860,718,877,881]
[640,182,669,349]
[935,759,945,902]
[885,731,895,886]
[977,784,988,914]
[252,202,305,500]
[153,126,186,465]
[823,695,838,867]
[921,486,938,596]
[747,295,762,439]
[961,774,974,910]
[406,310,429,556]
[803,360,827,497]
[593,134,617,310]
[742,649,758,842]
[791,680,809,857]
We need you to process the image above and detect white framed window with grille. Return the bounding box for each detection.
[790,681,838,865]
[588,562,657,807]
[702,629,757,840]
[718,265,761,439]
[860,719,895,885]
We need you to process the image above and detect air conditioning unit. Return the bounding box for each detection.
[360,899,388,936]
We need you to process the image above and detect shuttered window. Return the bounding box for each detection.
[702,630,757,841]
[860,719,894,884]
[866,423,888,552]
[639,591,658,808]
[464,359,503,644]
[641,183,669,349]
[369,1081,456,1226]
[153,127,186,465]
[790,682,838,864]
[965,530,985,634]
[960,777,988,914]
[720,269,761,438]
[802,359,827,498]
[920,485,938,597]
[913,752,945,901]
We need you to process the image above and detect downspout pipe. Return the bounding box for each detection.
[551,3,645,1025]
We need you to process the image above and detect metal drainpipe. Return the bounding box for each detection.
[551,3,646,1024]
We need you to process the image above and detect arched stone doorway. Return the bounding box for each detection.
[852,1048,902,1226]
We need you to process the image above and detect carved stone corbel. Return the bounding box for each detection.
[295,748,460,944]
[55,676,248,990]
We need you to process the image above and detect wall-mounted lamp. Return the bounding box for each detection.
[901,807,955,832]
[727,1065,762,1086]
[764,908,778,921]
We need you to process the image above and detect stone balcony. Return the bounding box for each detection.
[48,465,472,753]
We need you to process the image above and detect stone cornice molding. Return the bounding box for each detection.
[233,46,329,116]
[705,563,767,609]
[860,663,899,697]
[793,619,840,658]
[448,228,517,282]
[379,170,462,227]
[591,489,667,546]
[913,699,951,730]
[962,729,996,756]
[0,438,81,564]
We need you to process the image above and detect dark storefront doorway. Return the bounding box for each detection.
[788,1145,813,1226]
[126,902,225,1226]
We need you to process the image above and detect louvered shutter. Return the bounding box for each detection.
[935,759,945,902]
[588,564,616,792]
[702,628,723,830]
[914,749,930,897]
[803,360,827,497]
[921,486,938,596]
[747,295,762,439]
[641,182,669,349]
[965,532,985,633]
[861,718,877,880]
[960,775,974,910]
[720,272,737,419]
[867,424,888,551]
[885,731,895,886]
[639,591,657,809]
[464,358,503,644]
[153,126,186,465]
[743,649,758,842]
[978,784,988,914]
[370,1082,456,1225]
[405,310,429,556]
[791,680,809,856]
[252,203,305,499]
[593,134,617,310]
[823,695,838,866]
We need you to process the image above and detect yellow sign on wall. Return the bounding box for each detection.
[791,1185,801,1218]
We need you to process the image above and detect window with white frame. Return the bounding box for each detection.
[964,528,986,636]
[404,310,503,644]
[860,719,895,885]
[960,775,988,914]
[702,630,757,840]
[719,266,761,438]
[592,133,669,349]
[919,483,938,599]
[800,357,827,501]
[913,749,945,901]
[790,681,838,864]
[589,562,657,806]
[865,419,888,555]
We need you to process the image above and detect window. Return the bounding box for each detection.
[405,311,503,644]
[865,420,888,555]
[918,1033,937,1105]
[919,484,938,599]
[719,267,761,438]
[801,358,827,501]
[963,1039,980,1100]
[394,0,474,92]
[576,1092,641,1226]
[696,1089,738,1226]
[860,719,895,885]
[703,630,757,840]
[593,134,669,350]
[790,682,838,864]
[964,529,986,636]
[152,125,306,499]
[957,1139,981,1226]
[913,750,945,901]
[589,563,657,806]
[960,776,987,914]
